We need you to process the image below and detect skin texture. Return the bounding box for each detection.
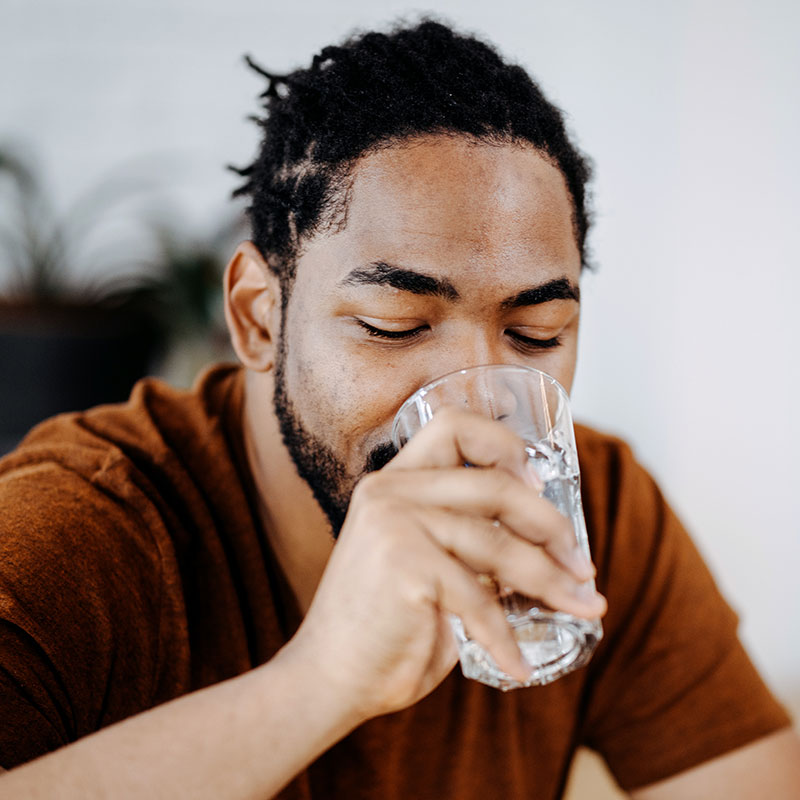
[1,133,797,799]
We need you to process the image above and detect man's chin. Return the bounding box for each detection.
[272,337,399,539]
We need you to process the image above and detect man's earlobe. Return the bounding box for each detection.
[224,241,282,372]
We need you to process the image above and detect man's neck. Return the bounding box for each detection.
[241,371,334,617]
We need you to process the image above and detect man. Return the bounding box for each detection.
[0,19,797,799]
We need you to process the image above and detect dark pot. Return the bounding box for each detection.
[0,302,163,454]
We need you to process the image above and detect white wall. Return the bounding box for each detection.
[3,0,798,736]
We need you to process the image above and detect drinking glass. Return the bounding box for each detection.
[391,364,602,690]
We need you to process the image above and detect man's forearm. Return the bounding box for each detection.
[0,642,363,800]
[630,728,800,800]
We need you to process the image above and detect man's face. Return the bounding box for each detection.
[272,135,582,534]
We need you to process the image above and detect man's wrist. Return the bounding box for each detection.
[267,633,368,740]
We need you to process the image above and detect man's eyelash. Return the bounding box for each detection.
[356,320,428,339]
[355,320,561,349]
[506,330,562,349]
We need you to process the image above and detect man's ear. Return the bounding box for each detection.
[224,241,283,372]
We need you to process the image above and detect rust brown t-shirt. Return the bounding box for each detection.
[0,364,790,796]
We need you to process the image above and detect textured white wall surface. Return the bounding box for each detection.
[2,0,798,789]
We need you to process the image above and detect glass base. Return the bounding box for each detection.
[451,609,602,691]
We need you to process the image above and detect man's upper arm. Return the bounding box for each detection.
[630,728,800,799]
[0,459,180,768]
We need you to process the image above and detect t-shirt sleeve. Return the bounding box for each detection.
[577,433,791,790]
[0,458,184,769]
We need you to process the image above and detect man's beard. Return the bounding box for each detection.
[272,336,398,538]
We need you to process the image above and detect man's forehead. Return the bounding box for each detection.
[293,134,582,293]
[347,135,572,215]
[345,139,576,254]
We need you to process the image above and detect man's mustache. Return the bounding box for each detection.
[364,441,399,474]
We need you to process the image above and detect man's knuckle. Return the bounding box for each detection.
[488,522,513,555]
[463,586,498,618]
[490,473,521,509]
[352,471,389,504]
[371,526,405,562]
[427,407,459,435]
[434,405,462,423]
[362,498,403,532]
[522,553,552,586]
[468,466,504,494]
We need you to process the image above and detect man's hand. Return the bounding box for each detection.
[287,407,607,722]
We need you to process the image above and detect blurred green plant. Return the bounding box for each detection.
[146,214,245,343]
[0,144,245,345]
[0,146,160,307]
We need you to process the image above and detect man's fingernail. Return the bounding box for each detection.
[572,581,601,603]
[524,461,544,491]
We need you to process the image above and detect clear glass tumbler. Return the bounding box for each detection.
[391,364,602,690]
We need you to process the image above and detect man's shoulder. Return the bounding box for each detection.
[0,361,249,583]
[1,362,244,482]
[573,421,643,488]
[0,364,243,572]
[574,421,634,457]
[571,421,668,557]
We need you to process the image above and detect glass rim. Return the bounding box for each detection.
[390,363,570,447]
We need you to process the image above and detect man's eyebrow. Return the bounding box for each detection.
[340,261,459,301]
[501,278,580,309]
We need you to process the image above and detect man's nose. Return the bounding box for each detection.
[420,332,518,419]
[428,329,506,380]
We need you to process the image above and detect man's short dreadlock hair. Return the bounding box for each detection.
[232,19,593,297]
